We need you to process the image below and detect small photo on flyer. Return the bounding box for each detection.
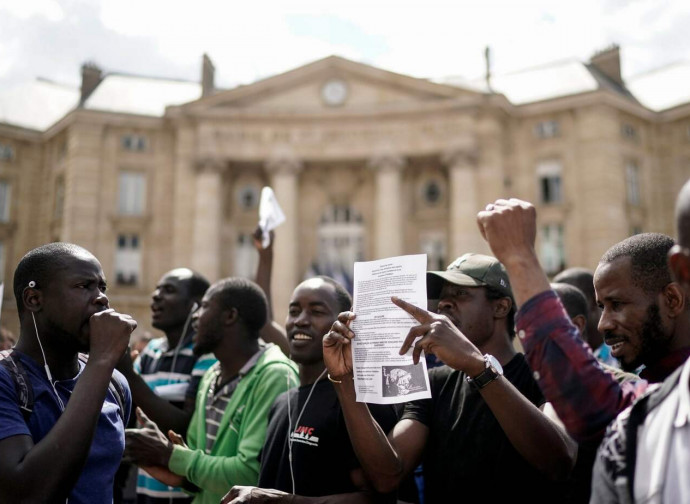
[382,364,429,398]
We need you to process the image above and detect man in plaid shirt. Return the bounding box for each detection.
[477,199,690,447]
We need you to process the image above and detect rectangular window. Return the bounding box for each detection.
[0,143,15,161]
[115,233,141,286]
[0,182,11,222]
[536,160,563,204]
[118,171,146,215]
[540,224,565,276]
[534,120,560,139]
[419,232,447,272]
[234,233,258,278]
[54,177,65,219]
[122,135,148,152]
[626,161,640,206]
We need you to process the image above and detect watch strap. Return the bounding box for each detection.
[465,355,501,391]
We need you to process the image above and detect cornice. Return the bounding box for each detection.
[170,95,486,123]
[513,89,657,121]
[0,123,42,142]
[658,102,690,123]
[42,109,165,141]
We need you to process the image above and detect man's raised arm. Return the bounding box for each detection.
[253,227,289,356]
[476,198,642,443]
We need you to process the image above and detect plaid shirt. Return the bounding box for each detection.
[516,290,650,445]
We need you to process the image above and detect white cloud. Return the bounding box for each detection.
[0,0,64,22]
[0,0,688,88]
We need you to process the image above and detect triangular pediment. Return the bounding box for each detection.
[176,56,481,115]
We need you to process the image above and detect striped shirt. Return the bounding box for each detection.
[134,335,216,502]
[204,347,267,454]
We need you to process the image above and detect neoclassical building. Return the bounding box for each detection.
[0,46,689,333]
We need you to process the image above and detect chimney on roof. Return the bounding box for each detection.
[80,61,102,106]
[484,46,493,92]
[590,44,623,86]
[201,53,215,98]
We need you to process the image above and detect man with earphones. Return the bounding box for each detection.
[116,267,214,503]
[0,242,137,503]
[222,276,412,504]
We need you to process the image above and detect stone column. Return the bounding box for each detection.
[443,150,486,257]
[191,159,225,281]
[369,155,405,259]
[171,122,197,269]
[61,122,105,251]
[265,157,303,323]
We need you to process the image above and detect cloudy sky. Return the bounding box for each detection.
[0,0,688,90]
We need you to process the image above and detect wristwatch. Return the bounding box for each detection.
[465,354,503,391]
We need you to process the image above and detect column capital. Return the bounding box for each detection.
[265,156,303,176]
[195,157,226,174]
[368,154,406,173]
[441,149,478,169]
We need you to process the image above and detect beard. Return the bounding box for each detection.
[620,303,669,372]
[193,330,223,356]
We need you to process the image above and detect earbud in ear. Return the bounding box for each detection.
[28,281,36,288]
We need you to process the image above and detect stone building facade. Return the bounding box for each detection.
[0,47,689,334]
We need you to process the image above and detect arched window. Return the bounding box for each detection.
[307,205,364,292]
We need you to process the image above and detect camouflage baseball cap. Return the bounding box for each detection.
[426,253,513,300]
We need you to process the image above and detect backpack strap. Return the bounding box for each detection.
[0,350,34,422]
[624,368,684,498]
[108,376,127,424]
[78,353,126,423]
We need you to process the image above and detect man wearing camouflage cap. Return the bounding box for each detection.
[324,253,576,503]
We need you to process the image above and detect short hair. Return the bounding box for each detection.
[206,278,267,338]
[551,283,588,321]
[485,285,516,340]
[13,242,95,314]
[186,271,210,301]
[312,276,352,313]
[553,267,595,306]
[599,233,675,294]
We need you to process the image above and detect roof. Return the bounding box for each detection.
[1,55,688,133]
[442,57,690,112]
[626,62,690,112]
[84,74,201,117]
[0,78,79,131]
[441,59,600,105]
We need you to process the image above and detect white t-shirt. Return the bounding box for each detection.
[634,356,690,503]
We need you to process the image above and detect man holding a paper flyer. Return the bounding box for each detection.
[324,253,576,503]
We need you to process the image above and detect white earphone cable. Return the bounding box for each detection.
[287,368,327,494]
[167,302,198,387]
[31,311,66,412]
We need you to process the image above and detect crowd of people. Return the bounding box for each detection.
[1,179,690,504]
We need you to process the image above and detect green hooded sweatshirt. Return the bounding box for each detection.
[169,344,298,504]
